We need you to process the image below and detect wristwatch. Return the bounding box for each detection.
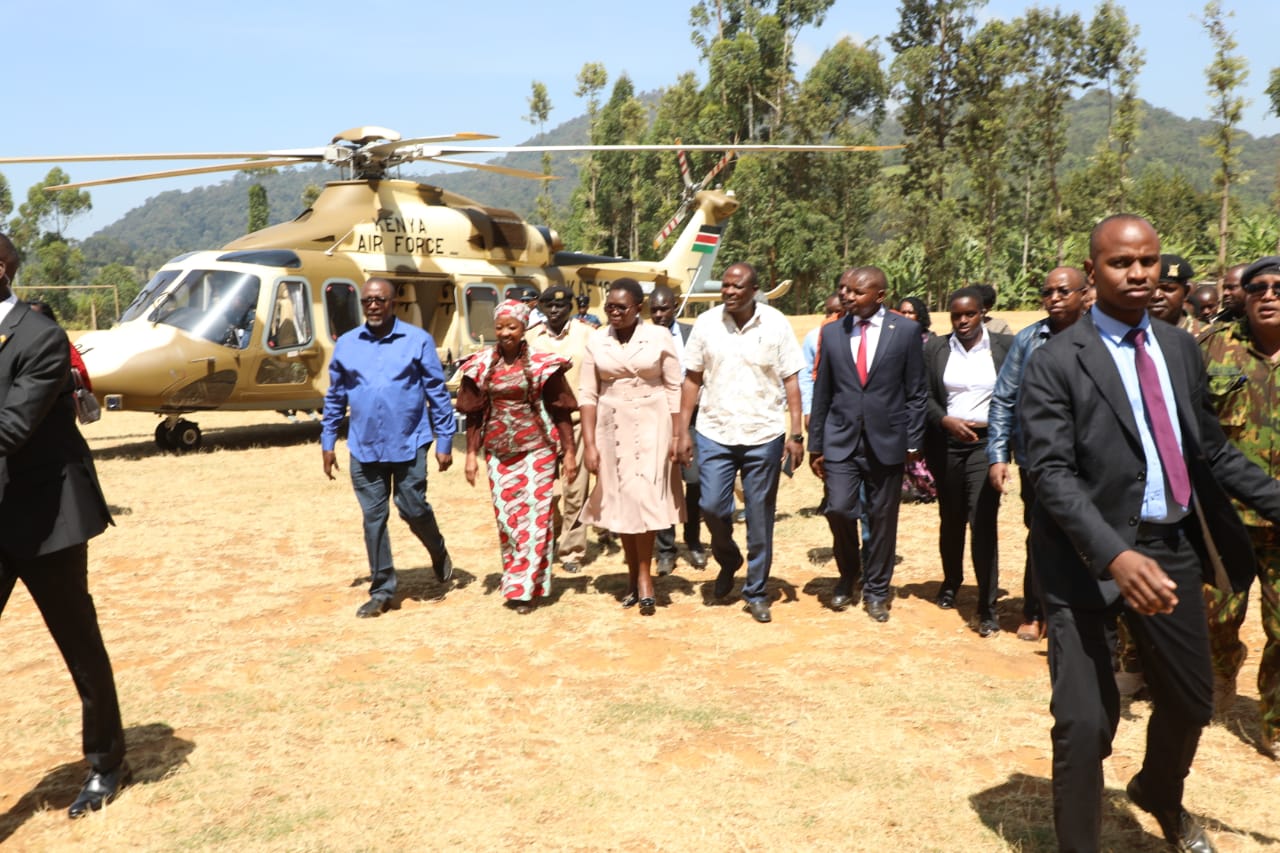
[789,433,804,443]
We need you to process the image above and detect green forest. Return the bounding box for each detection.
[3,0,1279,326]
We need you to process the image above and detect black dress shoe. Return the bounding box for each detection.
[656,555,676,576]
[69,762,132,818]
[978,618,1000,638]
[865,599,890,623]
[356,597,389,618]
[620,592,638,608]
[713,564,737,599]
[830,591,858,612]
[688,548,709,569]
[935,590,957,610]
[1127,776,1217,853]
[562,561,581,574]
[745,599,772,623]
[433,553,454,583]
[639,597,656,616]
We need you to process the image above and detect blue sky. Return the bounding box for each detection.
[6,0,1277,240]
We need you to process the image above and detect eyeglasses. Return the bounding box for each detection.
[1243,282,1280,297]
[603,302,634,314]
[1039,286,1084,299]
[360,296,390,306]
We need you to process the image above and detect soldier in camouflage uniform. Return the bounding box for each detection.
[1198,254,1280,758]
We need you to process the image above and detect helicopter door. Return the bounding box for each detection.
[242,277,323,401]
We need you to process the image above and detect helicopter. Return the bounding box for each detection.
[1,127,896,450]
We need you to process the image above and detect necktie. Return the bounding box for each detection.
[1126,328,1191,508]
[856,319,870,385]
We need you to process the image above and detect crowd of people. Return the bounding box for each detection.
[3,214,1277,851]
[316,219,1280,852]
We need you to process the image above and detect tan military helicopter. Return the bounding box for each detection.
[2,127,894,450]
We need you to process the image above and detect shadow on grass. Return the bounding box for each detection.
[1214,692,1276,758]
[91,420,321,461]
[970,771,1279,852]
[0,722,194,843]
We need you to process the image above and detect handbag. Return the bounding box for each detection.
[71,366,101,425]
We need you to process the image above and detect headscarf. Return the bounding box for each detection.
[494,298,531,327]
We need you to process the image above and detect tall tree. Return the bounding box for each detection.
[567,62,610,252]
[525,81,556,225]
[1267,65,1280,248]
[248,183,269,232]
[1085,0,1144,213]
[1200,0,1249,280]
[0,173,11,225]
[8,168,92,322]
[888,0,979,307]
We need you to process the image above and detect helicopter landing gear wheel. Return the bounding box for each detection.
[170,419,202,452]
[156,418,202,452]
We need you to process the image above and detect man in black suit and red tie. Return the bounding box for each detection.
[0,233,128,818]
[1020,214,1280,853]
[807,266,927,623]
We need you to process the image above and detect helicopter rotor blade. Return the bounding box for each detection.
[433,143,903,155]
[701,149,736,187]
[361,133,499,158]
[44,158,309,190]
[426,157,558,181]
[0,149,326,166]
[653,205,692,250]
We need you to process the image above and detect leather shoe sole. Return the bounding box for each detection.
[1127,776,1217,852]
[69,762,132,818]
[356,597,389,618]
[745,600,772,623]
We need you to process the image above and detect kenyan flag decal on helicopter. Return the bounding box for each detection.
[692,226,722,254]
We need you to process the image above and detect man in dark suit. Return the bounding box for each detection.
[0,234,127,817]
[808,266,926,622]
[1020,215,1280,853]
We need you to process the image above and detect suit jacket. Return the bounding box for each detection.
[808,311,926,465]
[0,302,112,561]
[1019,312,1280,608]
[922,330,1014,476]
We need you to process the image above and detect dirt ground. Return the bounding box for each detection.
[0,312,1276,851]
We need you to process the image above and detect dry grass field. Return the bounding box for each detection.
[1,313,1276,851]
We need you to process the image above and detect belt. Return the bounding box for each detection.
[1135,520,1185,542]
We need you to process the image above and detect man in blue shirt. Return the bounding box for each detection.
[322,278,456,618]
[986,266,1087,641]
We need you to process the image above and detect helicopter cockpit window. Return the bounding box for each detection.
[266,280,312,350]
[152,269,261,349]
[120,269,181,323]
[324,281,362,340]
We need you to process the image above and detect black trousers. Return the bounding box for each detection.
[1019,467,1042,623]
[0,543,126,773]
[1045,525,1212,853]
[656,459,703,557]
[821,431,904,604]
[937,432,1001,619]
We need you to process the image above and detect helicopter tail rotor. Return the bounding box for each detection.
[652,145,736,250]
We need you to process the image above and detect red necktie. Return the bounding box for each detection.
[856,319,870,385]
[1126,328,1191,508]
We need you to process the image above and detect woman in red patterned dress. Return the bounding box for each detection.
[457,299,578,613]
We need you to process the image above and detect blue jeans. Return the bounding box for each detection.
[696,432,784,603]
[349,444,447,601]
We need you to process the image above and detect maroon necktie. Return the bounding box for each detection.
[1126,328,1191,508]
[856,320,870,385]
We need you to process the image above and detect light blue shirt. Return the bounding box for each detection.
[321,318,456,461]
[1090,306,1188,523]
[800,325,820,416]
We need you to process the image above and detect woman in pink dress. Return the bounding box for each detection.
[579,279,684,615]
[457,299,578,614]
